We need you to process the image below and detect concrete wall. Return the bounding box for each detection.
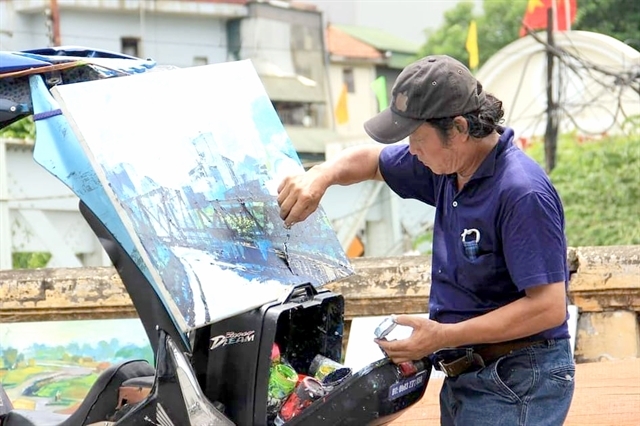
[1,245,638,363]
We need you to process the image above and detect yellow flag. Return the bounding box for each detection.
[370,76,388,112]
[335,83,349,125]
[465,20,479,70]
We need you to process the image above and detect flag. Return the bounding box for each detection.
[519,0,577,37]
[335,83,349,125]
[465,20,479,70]
[370,76,388,112]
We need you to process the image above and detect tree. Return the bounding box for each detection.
[573,0,640,48]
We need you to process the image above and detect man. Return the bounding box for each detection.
[277,55,575,425]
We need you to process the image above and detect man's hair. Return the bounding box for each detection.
[427,93,505,142]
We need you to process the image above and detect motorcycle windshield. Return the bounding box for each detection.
[47,60,354,331]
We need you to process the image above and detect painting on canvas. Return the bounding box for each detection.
[0,319,151,414]
[52,60,354,331]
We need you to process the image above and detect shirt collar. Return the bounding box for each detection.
[468,126,514,181]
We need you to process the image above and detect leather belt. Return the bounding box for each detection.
[434,340,546,378]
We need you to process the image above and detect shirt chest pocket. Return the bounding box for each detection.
[454,246,509,300]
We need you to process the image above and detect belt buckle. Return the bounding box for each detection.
[435,348,480,378]
[437,359,451,377]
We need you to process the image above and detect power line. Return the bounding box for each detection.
[507,31,639,140]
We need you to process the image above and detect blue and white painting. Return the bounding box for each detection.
[51,61,353,329]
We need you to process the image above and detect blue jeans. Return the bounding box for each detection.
[439,339,575,426]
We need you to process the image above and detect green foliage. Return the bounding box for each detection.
[12,252,52,269]
[0,116,35,140]
[573,0,640,47]
[526,133,640,247]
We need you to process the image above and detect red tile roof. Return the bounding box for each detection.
[326,25,383,60]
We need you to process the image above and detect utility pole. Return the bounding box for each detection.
[544,6,558,173]
[46,0,61,47]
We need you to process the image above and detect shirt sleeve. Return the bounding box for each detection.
[379,144,439,206]
[501,190,569,291]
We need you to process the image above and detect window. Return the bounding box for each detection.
[342,68,355,93]
[193,56,208,66]
[121,37,140,57]
[273,102,316,127]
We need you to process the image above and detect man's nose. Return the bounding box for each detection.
[408,140,417,156]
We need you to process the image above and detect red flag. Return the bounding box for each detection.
[519,0,577,37]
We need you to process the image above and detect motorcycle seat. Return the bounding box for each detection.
[1,359,154,426]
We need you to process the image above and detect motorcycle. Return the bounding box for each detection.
[0,47,432,426]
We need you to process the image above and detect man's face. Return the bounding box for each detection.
[408,123,465,175]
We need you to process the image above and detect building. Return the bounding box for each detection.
[229,0,340,167]
[0,0,246,66]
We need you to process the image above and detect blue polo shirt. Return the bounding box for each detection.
[379,127,570,341]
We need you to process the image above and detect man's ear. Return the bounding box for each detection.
[453,116,468,135]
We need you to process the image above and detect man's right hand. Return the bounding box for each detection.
[277,166,329,228]
[277,144,385,227]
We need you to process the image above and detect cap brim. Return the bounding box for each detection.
[363,108,423,144]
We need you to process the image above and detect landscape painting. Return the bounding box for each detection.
[52,60,354,330]
[0,319,151,414]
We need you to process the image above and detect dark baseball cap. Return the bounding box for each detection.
[364,55,486,144]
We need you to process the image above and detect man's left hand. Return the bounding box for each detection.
[374,315,449,364]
